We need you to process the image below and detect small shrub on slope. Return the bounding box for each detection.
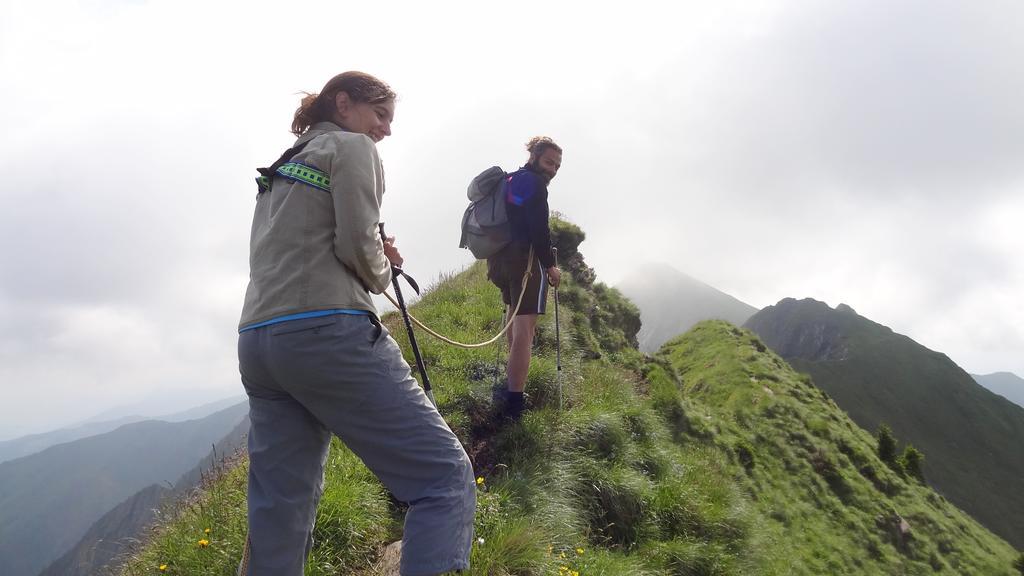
[900,445,925,483]
[876,423,900,472]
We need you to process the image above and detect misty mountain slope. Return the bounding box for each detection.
[0,401,248,576]
[973,372,1024,410]
[159,395,248,423]
[0,415,146,465]
[40,416,250,576]
[121,219,1018,575]
[617,263,757,353]
[744,298,1024,548]
[0,395,245,465]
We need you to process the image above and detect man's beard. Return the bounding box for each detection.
[528,160,554,182]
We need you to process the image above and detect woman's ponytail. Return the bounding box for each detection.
[291,92,323,136]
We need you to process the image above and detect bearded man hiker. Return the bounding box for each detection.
[487,136,563,421]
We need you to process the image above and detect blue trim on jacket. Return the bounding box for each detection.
[239,309,370,333]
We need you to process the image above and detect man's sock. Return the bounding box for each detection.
[505,391,525,420]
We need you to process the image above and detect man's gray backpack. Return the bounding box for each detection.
[459,166,511,259]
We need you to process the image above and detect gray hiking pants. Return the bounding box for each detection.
[238,314,475,576]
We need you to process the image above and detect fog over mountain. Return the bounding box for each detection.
[617,263,757,352]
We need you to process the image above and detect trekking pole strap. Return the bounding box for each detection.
[392,266,421,295]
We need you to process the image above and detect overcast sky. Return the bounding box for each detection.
[1,0,1021,439]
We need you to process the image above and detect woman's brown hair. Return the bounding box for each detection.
[291,71,396,136]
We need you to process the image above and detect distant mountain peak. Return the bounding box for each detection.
[972,371,1024,410]
[974,371,1022,379]
[744,298,857,362]
[778,296,823,306]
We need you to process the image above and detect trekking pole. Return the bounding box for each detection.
[553,248,562,411]
[495,306,507,389]
[379,223,436,408]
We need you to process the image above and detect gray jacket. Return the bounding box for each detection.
[239,122,392,329]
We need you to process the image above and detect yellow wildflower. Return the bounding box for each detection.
[197,539,210,547]
[159,565,167,571]
[576,547,584,555]
[476,476,485,486]
[204,527,211,534]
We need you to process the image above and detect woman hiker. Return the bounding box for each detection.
[237,71,475,576]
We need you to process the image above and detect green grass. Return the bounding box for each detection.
[121,219,1020,576]
[658,320,1019,575]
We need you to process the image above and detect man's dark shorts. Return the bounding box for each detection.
[487,245,548,315]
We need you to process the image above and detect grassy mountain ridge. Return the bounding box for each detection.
[120,221,1018,575]
[658,322,1016,574]
[744,297,1024,548]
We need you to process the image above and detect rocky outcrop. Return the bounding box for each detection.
[877,511,914,551]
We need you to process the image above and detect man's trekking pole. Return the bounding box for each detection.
[553,248,562,411]
[379,223,436,408]
[495,305,507,389]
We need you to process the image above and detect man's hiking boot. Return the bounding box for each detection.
[503,391,525,421]
[491,382,525,421]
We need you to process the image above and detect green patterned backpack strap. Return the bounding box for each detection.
[254,139,330,195]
